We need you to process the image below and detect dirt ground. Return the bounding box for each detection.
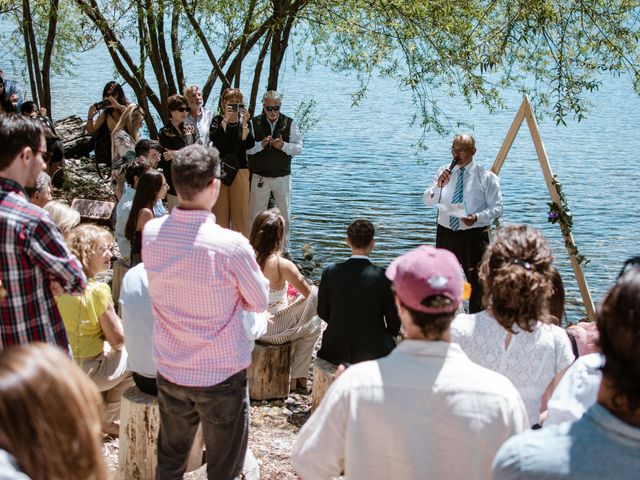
[102,393,312,479]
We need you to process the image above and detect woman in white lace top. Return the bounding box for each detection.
[450,224,574,425]
[249,209,321,392]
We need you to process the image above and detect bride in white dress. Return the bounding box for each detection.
[249,209,321,392]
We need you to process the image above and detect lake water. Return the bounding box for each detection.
[3,36,639,321]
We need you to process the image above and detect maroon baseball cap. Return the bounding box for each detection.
[386,245,464,314]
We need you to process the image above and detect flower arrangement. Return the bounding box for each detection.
[547,175,589,265]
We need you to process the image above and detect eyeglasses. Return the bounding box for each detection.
[174,107,189,112]
[451,147,469,154]
[35,149,52,161]
[265,105,280,112]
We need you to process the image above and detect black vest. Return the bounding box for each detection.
[249,113,293,177]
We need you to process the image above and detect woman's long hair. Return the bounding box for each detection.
[102,81,127,106]
[249,208,284,270]
[0,343,107,480]
[126,170,164,242]
[111,104,144,143]
[479,224,554,332]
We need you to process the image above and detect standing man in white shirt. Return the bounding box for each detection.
[423,134,503,312]
[292,245,528,480]
[247,91,303,257]
[184,85,215,147]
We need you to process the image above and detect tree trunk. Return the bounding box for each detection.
[41,0,60,116]
[22,0,40,105]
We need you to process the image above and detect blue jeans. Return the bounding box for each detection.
[156,370,249,480]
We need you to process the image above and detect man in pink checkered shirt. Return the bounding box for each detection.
[143,144,268,480]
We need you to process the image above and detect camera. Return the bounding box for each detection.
[93,99,111,110]
[229,103,245,112]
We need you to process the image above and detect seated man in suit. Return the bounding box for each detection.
[317,219,400,365]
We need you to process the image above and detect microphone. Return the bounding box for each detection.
[446,157,459,173]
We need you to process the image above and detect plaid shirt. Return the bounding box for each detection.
[0,177,87,349]
[143,208,269,387]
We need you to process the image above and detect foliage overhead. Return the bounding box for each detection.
[1,0,638,137]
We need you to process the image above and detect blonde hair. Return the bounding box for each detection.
[0,343,107,480]
[66,224,113,276]
[111,104,144,143]
[44,201,81,237]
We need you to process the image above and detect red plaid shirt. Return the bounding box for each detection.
[0,177,87,349]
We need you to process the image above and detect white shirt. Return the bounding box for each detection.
[247,115,303,157]
[119,263,156,377]
[545,353,603,427]
[450,311,574,423]
[423,160,503,229]
[292,340,528,480]
[185,107,215,146]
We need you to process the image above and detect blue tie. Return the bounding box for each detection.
[449,167,465,231]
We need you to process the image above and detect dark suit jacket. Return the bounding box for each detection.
[317,258,401,366]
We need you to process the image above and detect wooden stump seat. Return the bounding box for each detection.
[247,341,291,400]
[312,357,338,411]
[117,386,204,480]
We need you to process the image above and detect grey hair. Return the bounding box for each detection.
[262,90,282,102]
[35,171,51,193]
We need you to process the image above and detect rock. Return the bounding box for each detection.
[54,115,93,159]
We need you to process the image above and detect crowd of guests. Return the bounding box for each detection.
[0,75,639,479]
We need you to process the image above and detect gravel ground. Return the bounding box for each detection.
[102,393,312,479]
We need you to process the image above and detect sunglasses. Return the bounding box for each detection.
[174,107,189,112]
[265,105,280,112]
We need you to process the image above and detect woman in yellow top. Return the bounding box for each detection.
[57,224,133,437]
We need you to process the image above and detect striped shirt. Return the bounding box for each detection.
[143,207,269,386]
[0,177,87,349]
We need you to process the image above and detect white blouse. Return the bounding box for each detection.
[450,310,574,423]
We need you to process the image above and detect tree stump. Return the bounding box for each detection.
[247,341,291,400]
[111,259,129,313]
[117,386,204,480]
[312,357,338,412]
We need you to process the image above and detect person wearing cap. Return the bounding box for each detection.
[293,245,528,480]
[423,134,503,313]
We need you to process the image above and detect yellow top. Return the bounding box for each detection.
[57,279,112,358]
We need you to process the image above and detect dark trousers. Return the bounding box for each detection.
[133,372,158,396]
[436,224,490,313]
[156,370,249,480]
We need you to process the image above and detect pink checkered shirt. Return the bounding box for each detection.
[142,208,268,386]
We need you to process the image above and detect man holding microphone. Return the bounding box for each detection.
[423,134,503,313]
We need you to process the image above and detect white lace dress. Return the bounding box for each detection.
[450,310,574,423]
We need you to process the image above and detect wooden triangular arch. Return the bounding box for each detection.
[491,96,595,321]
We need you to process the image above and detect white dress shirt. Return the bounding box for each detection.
[247,116,303,157]
[423,160,503,229]
[292,340,528,480]
[185,107,215,147]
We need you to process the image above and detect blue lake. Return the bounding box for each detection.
[3,35,639,321]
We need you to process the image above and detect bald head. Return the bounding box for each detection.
[451,134,476,167]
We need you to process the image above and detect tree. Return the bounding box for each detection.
[3,0,638,137]
[304,0,640,140]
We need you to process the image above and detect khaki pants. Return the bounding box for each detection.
[212,168,249,237]
[77,348,134,424]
